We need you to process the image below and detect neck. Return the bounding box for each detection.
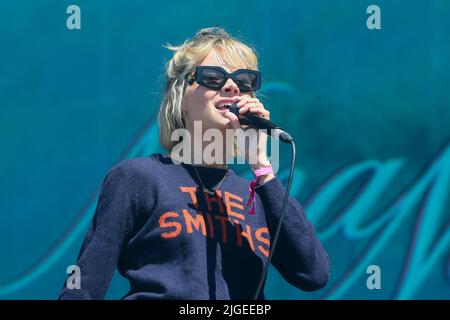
[169,129,231,169]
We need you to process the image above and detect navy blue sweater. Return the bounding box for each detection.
[58,153,329,300]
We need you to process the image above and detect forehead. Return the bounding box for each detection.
[199,48,247,72]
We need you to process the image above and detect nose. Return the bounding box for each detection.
[221,78,240,95]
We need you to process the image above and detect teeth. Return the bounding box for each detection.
[216,102,232,108]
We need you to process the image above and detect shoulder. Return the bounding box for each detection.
[101,154,166,204]
[105,153,178,193]
[111,153,164,178]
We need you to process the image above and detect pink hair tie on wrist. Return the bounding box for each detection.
[245,166,273,215]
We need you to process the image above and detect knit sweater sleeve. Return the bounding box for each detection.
[254,176,330,291]
[57,164,137,299]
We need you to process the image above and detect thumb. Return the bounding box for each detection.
[224,111,241,130]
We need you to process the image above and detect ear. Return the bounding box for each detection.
[186,73,195,86]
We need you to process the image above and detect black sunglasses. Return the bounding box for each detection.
[186,66,261,92]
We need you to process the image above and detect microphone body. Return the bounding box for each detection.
[229,103,293,143]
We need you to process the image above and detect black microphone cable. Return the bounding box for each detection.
[228,102,296,299]
[253,138,296,300]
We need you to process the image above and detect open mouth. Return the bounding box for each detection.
[215,102,233,111]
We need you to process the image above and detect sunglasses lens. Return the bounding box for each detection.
[199,68,226,89]
[234,72,258,92]
[194,67,260,92]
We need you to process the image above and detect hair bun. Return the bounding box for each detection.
[194,27,230,40]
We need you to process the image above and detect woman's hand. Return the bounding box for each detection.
[224,96,275,183]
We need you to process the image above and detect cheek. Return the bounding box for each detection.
[184,87,205,111]
[191,88,216,108]
[184,85,219,117]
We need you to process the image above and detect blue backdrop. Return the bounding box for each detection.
[1,0,449,299]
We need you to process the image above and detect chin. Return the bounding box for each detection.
[199,118,226,132]
[203,107,232,130]
[209,113,229,128]
[219,115,233,129]
[211,119,230,131]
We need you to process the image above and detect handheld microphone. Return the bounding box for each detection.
[229,102,294,143]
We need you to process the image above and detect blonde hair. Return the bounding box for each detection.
[158,27,260,151]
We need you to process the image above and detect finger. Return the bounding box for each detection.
[236,95,254,107]
[238,102,257,113]
[239,102,263,114]
[224,111,241,130]
[247,106,270,119]
[245,98,260,105]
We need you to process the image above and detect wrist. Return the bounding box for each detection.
[257,172,275,184]
[251,163,275,185]
[250,157,271,171]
